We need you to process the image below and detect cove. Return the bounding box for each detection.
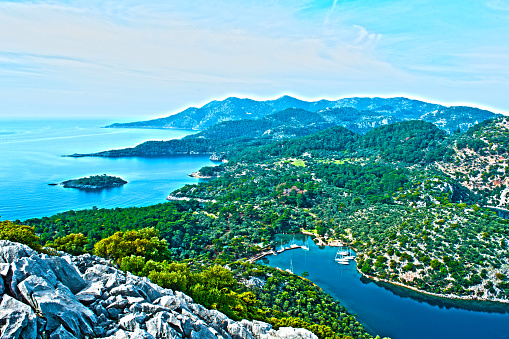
[259,234,509,339]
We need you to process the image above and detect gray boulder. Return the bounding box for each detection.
[44,256,88,294]
[0,294,37,339]
[270,327,318,339]
[129,302,170,315]
[81,265,126,292]
[76,281,104,305]
[18,276,96,338]
[145,312,182,339]
[119,313,147,332]
[125,275,166,302]
[6,255,58,299]
[227,322,254,339]
[0,240,37,264]
[240,320,272,338]
[110,284,144,299]
[190,323,217,339]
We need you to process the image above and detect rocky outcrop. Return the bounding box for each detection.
[0,240,317,339]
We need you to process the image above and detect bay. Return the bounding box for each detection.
[261,234,509,339]
[0,119,214,221]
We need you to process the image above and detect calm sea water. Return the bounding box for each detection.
[0,119,214,221]
[261,235,509,339]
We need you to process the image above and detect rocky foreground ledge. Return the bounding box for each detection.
[0,240,317,339]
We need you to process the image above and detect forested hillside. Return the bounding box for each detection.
[25,117,509,326]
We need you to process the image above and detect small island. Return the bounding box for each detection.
[61,174,127,190]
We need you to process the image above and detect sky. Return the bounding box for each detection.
[0,0,508,119]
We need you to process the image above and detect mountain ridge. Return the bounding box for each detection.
[106,96,501,133]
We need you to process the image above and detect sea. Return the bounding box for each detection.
[0,119,214,221]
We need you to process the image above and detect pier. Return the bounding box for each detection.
[248,244,307,263]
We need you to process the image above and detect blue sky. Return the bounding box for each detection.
[0,0,508,119]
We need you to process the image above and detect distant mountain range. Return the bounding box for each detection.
[106,96,500,134]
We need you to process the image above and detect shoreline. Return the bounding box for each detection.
[301,230,344,247]
[188,172,213,179]
[166,195,216,203]
[357,267,509,308]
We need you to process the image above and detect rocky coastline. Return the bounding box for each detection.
[166,195,216,204]
[188,172,212,179]
[62,182,126,190]
[0,240,317,339]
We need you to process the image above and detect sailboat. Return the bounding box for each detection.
[277,239,286,253]
[285,259,294,274]
[335,247,349,265]
[344,248,356,260]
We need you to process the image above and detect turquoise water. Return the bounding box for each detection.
[0,120,214,221]
[261,234,509,339]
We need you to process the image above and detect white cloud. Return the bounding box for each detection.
[486,0,509,10]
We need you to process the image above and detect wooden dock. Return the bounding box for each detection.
[248,245,306,263]
[248,250,276,263]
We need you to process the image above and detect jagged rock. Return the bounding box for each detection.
[119,313,147,331]
[77,293,97,306]
[0,294,37,339]
[145,311,182,339]
[156,295,189,313]
[156,296,177,308]
[94,325,106,337]
[108,308,122,320]
[127,297,146,305]
[0,242,317,339]
[0,240,37,264]
[227,322,254,339]
[50,324,78,339]
[270,327,318,339]
[189,303,211,322]
[125,276,166,302]
[0,263,9,276]
[7,255,58,299]
[107,295,129,310]
[176,314,193,338]
[106,328,156,339]
[129,302,169,315]
[18,276,97,338]
[239,320,272,338]
[93,303,108,318]
[110,285,144,299]
[44,256,88,294]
